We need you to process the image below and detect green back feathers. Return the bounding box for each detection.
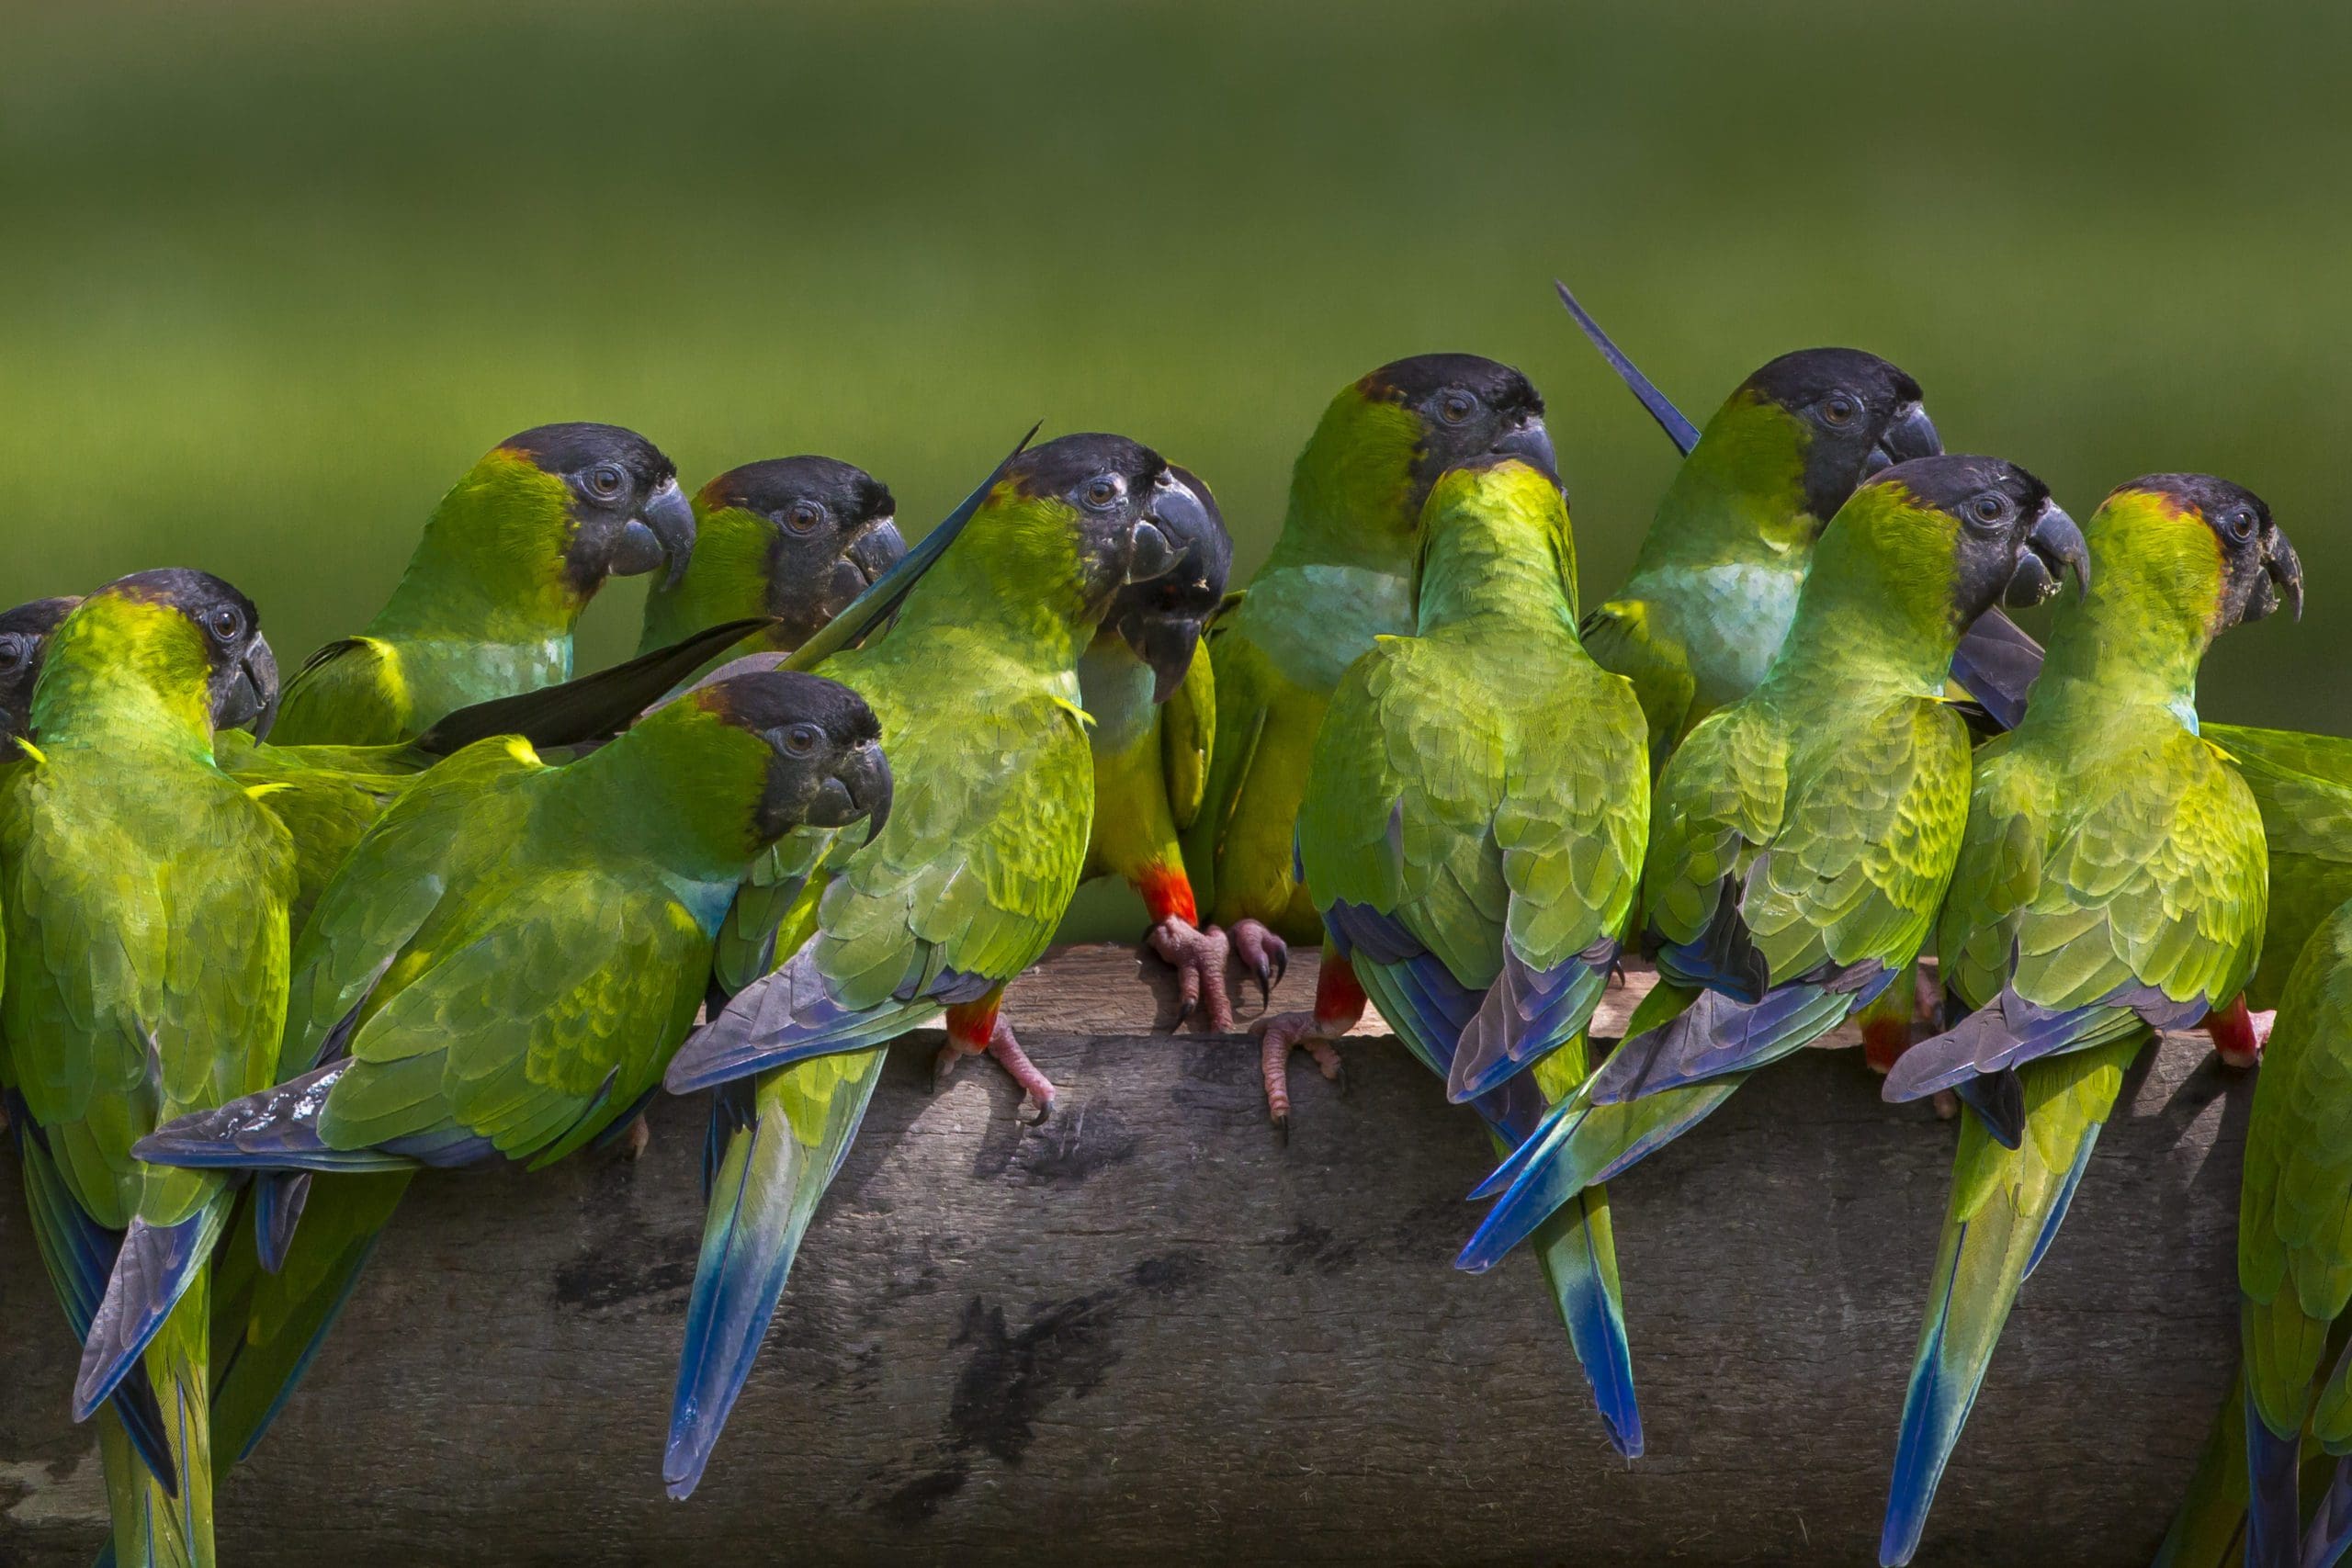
[1413,457,1579,626]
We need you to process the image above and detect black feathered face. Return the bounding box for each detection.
[0,596,80,742]
[2127,474,2301,630]
[702,457,906,644]
[104,568,280,737]
[1008,433,1217,615]
[1871,455,2085,628]
[1741,348,1939,532]
[704,669,893,846]
[1102,463,1234,702]
[501,422,696,593]
[1364,353,1556,510]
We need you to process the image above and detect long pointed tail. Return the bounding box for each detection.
[665,1048,886,1499]
[2304,1456,2352,1568]
[208,1170,412,1475]
[1521,1159,1643,1457]
[99,1265,213,1568]
[1879,1037,2136,1567]
[2245,1372,2306,1568]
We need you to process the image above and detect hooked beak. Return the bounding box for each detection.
[216,633,281,740]
[1127,474,1211,584]
[1123,610,1205,705]
[2006,502,2089,608]
[1488,412,1560,486]
[2256,527,2305,624]
[816,519,910,623]
[842,739,893,845]
[1865,402,1942,477]
[612,478,699,590]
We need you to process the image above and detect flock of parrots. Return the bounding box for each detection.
[4,279,2352,1567]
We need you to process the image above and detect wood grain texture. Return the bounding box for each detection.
[0,945,2248,1566]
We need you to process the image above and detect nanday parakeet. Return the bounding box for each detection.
[269,422,695,747]
[1181,355,1555,1026]
[1456,456,2086,1276]
[0,570,289,1568]
[658,433,1218,1497]
[1873,474,2301,1568]
[1287,453,1651,1453]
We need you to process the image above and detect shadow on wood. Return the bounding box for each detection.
[0,944,2250,1566]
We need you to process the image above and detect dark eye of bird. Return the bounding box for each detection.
[2226,508,2256,542]
[1440,391,1476,424]
[1083,476,1122,510]
[586,463,627,500]
[1822,395,1858,426]
[0,637,20,668]
[783,724,820,757]
[1970,493,2007,525]
[209,606,244,641]
[785,499,827,534]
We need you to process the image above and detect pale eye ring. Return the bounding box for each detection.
[1822,394,1859,426]
[0,636,22,669]
[1970,492,2007,525]
[208,606,245,642]
[2225,508,2257,542]
[1440,390,1476,424]
[585,463,627,500]
[1083,475,1123,510]
[785,499,827,534]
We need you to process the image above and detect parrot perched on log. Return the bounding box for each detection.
[1286,453,1651,1451]
[1873,475,2300,1568]
[658,433,1218,1498]
[269,422,696,746]
[130,667,890,1463]
[1456,456,2086,1276]
[0,570,292,1568]
[1181,355,1555,1011]
[1076,464,1234,1026]
[637,455,906,676]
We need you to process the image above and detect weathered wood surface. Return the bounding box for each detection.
[1,944,2249,1566]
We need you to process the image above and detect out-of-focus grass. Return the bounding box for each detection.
[3,0,2346,931]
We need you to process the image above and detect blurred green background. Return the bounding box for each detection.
[3,0,2344,932]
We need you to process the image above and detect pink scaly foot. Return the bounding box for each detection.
[1148,916,1236,1032]
[933,995,1057,1124]
[1229,919,1291,1008]
[1250,951,1366,1138]
[2203,995,2274,1068]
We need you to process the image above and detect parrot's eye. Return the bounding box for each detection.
[1968,492,2009,526]
[1439,390,1477,425]
[584,463,628,501]
[2223,507,2257,543]
[784,499,828,535]
[1821,394,1860,426]
[1082,475,1125,511]
[0,636,23,670]
[781,724,821,757]
[206,605,246,643]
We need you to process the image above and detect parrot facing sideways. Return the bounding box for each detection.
[1182,354,1555,1022]
[1,570,291,1568]
[1874,475,2301,1568]
[0,596,82,745]
[130,668,890,1472]
[269,422,696,746]
[1457,455,2087,1276]
[637,455,906,675]
[1076,463,1236,1026]
[1288,453,1651,1451]
[657,434,1217,1498]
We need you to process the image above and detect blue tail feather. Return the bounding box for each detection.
[1528,1183,1642,1457]
[1588,964,1881,1103]
[2021,1134,2096,1280]
[253,1173,309,1274]
[664,950,988,1093]
[1881,1224,1974,1567]
[2302,1456,2352,1568]
[74,1202,229,1423]
[2245,1380,2304,1568]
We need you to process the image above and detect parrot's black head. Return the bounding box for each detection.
[2120,474,2300,630]
[101,568,281,738]
[1102,463,1233,703]
[699,457,906,644]
[1363,353,1556,502]
[1871,455,2086,627]
[702,668,892,847]
[498,423,696,594]
[1739,349,1939,533]
[1010,433,1217,617]
[0,596,80,743]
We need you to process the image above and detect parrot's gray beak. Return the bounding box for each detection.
[2255,526,2305,624]
[848,518,907,585]
[1122,610,1205,705]
[1127,473,1210,584]
[218,633,280,740]
[1488,412,1560,486]
[842,739,893,846]
[612,478,699,589]
[2007,502,2088,608]
[1865,402,1943,477]
[814,519,910,624]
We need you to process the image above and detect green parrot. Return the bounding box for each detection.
[1456,456,2086,1274]
[1182,354,1555,1029]
[1077,464,1234,1025]
[0,570,291,1568]
[637,455,906,673]
[1873,475,2301,1567]
[269,421,696,746]
[130,666,891,1441]
[1289,453,1650,1451]
[658,433,1218,1497]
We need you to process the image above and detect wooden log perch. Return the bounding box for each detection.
[1,945,2249,1566]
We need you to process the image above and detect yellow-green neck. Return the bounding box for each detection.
[638,504,777,656]
[1627,393,1816,578]
[882,491,1099,679]
[368,450,589,645]
[1762,486,1962,698]
[2027,491,2221,730]
[1261,389,1425,576]
[29,594,216,752]
[1414,464,1578,634]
